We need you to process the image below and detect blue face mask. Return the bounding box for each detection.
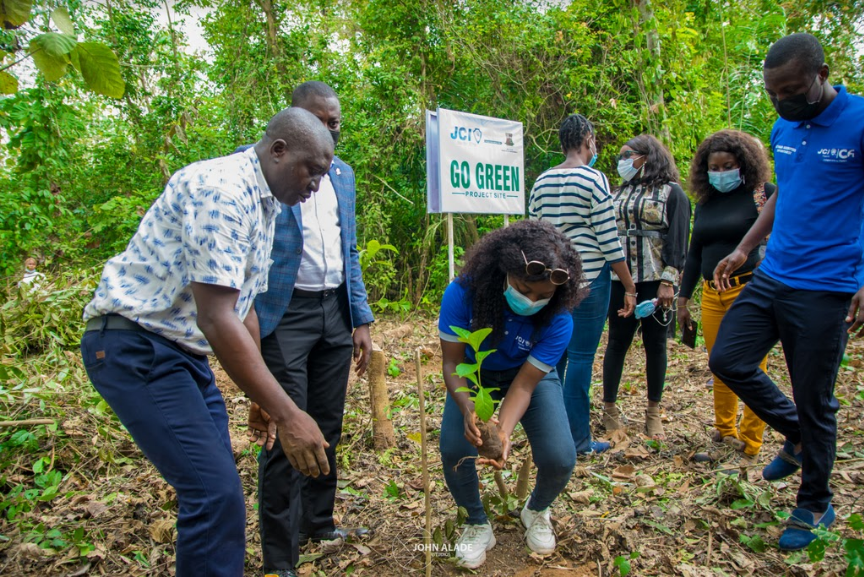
[634,299,657,319]
[708,168,742,193]
[503,277,550,317]
[617,158,641,182]
[588,142,598,168]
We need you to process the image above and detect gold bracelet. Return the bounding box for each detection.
[625,292,638,298]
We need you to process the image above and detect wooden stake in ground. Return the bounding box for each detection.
[515,450,533,502]
[416,349,432,577]
[0,419,54,427]
[367,345,396,449]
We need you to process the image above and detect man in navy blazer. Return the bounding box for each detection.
[239,81,375,577]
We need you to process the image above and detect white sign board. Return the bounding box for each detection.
[427,108,524,215]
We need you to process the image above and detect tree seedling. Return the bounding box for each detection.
[450,326,503,461]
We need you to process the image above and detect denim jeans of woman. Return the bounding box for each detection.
[557,263,611,453]
[439,368,576,525]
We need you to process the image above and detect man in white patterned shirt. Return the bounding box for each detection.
[81,107,333,577]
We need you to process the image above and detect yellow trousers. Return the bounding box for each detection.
[701,280,767,456]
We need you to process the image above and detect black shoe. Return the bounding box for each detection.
[263,570,296,577]
[299,526,370,545]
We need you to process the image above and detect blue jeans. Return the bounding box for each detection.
[81,324,246,577]
[709,272,852,512]
[439,368,576,525]
[557,263,611,453]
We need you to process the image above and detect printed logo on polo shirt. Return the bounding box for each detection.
[514,335,533,351]
[817,147,857,163]
[775,145,796,156]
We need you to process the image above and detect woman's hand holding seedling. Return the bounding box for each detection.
[461,407,483,446]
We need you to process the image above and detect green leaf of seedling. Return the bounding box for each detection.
[455,387,473,394]
[474,387,497,422]
[449,326,472,342]
[731,498,754,510]
[454,363,479,378]
[475,350,496,365]
[467,328,492,352]
[849,513,864,532]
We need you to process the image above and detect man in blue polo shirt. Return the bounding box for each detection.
[710,32,864,551]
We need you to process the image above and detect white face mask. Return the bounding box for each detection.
[617,158,643,182]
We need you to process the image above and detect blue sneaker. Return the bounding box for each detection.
[778,505,836,551]
[578,440,611,455]
[762,440,802,481]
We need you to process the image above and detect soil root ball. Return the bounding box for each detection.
[477,420,503,461]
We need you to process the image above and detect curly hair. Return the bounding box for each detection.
[456,220,587,344]
[621,134,680,189]
[559,114,594,154]
[688,130,772,204]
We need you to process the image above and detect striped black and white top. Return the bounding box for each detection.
[528,166,625,285]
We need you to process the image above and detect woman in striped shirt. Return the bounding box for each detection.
[529,114,637,455]
[603,134,691,440]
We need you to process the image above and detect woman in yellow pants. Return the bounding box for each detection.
[677,130,775,472]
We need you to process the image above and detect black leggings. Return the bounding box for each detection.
[602,280,668,403]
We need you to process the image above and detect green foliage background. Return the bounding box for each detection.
[1,0,863,302]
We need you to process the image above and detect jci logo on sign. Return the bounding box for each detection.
[450,126,482,143]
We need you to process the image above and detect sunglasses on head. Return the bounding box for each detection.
[521,251,570,285]
[616,150,644,162]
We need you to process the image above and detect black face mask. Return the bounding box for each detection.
[772,76,824,122]
[329,129,340,147]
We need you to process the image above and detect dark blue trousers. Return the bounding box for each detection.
[708,272,852,512]
[81,325,246,577]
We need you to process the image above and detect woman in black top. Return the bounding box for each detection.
[603,134,691,440]
[678,130,775,471]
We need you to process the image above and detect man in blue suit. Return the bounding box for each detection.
[239,81,375,577]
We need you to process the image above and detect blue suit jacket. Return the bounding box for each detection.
[235,146,375,339]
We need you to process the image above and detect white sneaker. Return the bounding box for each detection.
[520,504,556,554]
[455,522,496,569]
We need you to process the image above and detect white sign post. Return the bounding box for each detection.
[426,108,524,280]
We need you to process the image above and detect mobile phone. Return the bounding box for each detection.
[681,320,698,349]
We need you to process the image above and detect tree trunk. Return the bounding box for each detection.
[256,0,292,105]
[635,0,672,144]
[367,346,396,449]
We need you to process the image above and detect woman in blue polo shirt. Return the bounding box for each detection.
[438,219,584,569]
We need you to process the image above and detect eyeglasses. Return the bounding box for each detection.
[521,251,570,285]
[616,151,644,162]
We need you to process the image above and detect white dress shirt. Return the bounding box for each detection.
[295,173,345,291]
